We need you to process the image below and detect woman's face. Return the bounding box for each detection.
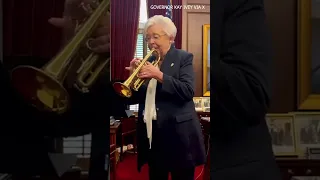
[145,24,173,55]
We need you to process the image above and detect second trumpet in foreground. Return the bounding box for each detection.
[10,0,110,114]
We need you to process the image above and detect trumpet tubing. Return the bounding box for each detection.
[132,60,160,91]
[75,55,110,93]
[10,0,110,114]
[44,0,109,80]
[113,49,161,98]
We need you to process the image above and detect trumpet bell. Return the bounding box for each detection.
[113,82,132,98]
[11,66,69,114]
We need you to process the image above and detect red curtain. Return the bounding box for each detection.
[146,0,182,49]
[3,0,64,59]
[110,0,140,81]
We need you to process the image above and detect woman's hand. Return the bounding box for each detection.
[86,12,110,53]
[125,58,142,73]
[48,0,110,53]
[138,62,163,80]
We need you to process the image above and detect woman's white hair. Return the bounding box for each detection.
[144,15,177,39]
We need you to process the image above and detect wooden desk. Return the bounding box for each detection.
[110,122,121,133]
[119,117,137,161]
[196,113,320,180]
[277,158,320,180]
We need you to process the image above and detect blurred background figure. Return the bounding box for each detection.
[0,0,126,180]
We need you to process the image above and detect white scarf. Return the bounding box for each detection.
[143,71,158,149]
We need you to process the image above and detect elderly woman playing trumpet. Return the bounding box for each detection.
[125,15,206,180]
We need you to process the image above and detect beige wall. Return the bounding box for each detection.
[182,0,210,97]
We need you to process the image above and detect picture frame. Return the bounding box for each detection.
[202,97,210,112]
[265,113,297,156]
[202,24,210,96]
[291,177,320,180]
[291,112,320,157]
[297,0,320,110]
[193,97,203,112]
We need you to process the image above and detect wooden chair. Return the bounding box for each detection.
[110,122,121,179]
[199,113,210,180]
[119,117,137,161]
[110,143,117,180]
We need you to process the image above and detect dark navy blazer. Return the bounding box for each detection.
[128,46,206,171]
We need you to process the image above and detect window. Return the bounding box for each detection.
[139,0,148,23]
[131,0,150,112]
[63,134,92,157]
[134,0,150,59]
[134,33,145,59]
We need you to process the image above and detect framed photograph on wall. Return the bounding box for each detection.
[291,177,320,180]
[193,97,203,112]
[297,0,320,110]
[292,112,320,157]
[202,24,210,96]
[202,97,210,112]
[265,114,297,156]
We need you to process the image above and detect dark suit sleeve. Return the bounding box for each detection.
[212,0,272,125]
[161,53,195,101]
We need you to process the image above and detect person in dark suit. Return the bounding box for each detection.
[0,0,116,179]
[124,15,206,180]
[210,0,281,179]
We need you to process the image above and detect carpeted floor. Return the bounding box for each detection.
[114,154,204,180]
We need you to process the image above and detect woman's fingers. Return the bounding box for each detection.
[87,35,110,53]
[93,26,109,38]
[48,17,69,28]
[91,43,110,53]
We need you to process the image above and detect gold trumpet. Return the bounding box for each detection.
[113,49,161,98]
[10,0,110,114]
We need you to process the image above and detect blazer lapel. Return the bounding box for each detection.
[160,47,176,76]
[142,46,176,89]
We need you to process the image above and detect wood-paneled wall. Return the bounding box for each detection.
[181,0,210,97]
[182,0,298,113]
[264,0,296,113]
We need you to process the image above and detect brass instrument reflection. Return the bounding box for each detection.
[10,0,110,114]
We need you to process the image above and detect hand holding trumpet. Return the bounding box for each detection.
[125,58,141,72]
[48,0,110,53]
[138,62,162,79]
[125,58,162,79]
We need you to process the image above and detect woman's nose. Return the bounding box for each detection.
[149,38,156,44]
[148,43,156,48]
